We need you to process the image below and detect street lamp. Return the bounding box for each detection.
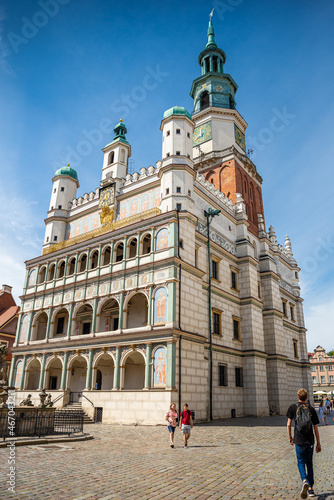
[204,208,220,421]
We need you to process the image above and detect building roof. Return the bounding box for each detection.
[163,106,192,121]
[54,165,78,181]
[0,287,19,331]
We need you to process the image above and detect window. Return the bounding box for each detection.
[321,376,325,384]
[319,366,324,371]
[235,367,243,387]
[295,271,299,279]
[200,91,209,110]
[166,153,170,157]
[231,271,238,290]
[176,151,181,155]
[176,187,181,193]
[319,356,323,361]
[233,319,241,341]
[258,283,261,299]
[213,311,221,335]
[166,188,169,195]
[290,304,295,321]
[179,239,183,249]
[58,205,62,209]
[330,375,334,383]
[108,151,114,164]
[219,364,228,386]
[212,260,218,280]
[176,203,182,211]
[312,376,317,384]
[54,236,58,241]
[328,365,333,371]
[176,129,181,134]
[167,130,170,136]
[187,132,190,138]
[46,237,49,242]
[188,190,191,196]
[293,339,298,359]
[53,188,56,193]
[282,300,287,317]
[195,246,199,268]
[311,366,316,372]
[56,317,65,334]
[83,322,91,335]
[61,187,64,192]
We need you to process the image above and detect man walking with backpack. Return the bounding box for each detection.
[287,388,321,498]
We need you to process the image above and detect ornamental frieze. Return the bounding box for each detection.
[197,221,236,255]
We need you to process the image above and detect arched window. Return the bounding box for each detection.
[79,254,87,273]
[115,242,124,262]
[99,299,119,332]
[47,264,55,281]
[205,57,210,73]
[38,267,46,284]
[74,304,93,335]
[54,308,69,336]
[123,351,145,390]
[68,257,76,276]
[128,238,137,259]
[200,91,209,110]
[108,151,114,165]
[91,250,99,269]
[120,149,125,163]
[58,261,65,279]
[142,234,151,255]
[102,246,111,266]
[33,312,48,341]
[126,293,148,329]
[212,56,218,72]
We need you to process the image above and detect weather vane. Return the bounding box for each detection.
[209,8,214,19]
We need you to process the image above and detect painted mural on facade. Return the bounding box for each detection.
[153,346,167,387]
[28,269,37,287]
[20,315,29,343]
[155,228,169,250]
[117,188,160,220]
[153,287,168,325]
[14,360,23,388]
[65,212,101,240]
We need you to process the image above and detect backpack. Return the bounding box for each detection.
[295,403,312,436]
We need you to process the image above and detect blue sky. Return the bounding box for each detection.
[0,0,333,352]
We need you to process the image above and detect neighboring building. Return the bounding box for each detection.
[309,346,334,396]
[0,285,20,377]
[9,18,312,424]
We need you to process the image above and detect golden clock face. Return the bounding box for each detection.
[193,121,212,146]
[234,124,246,152]
[99,184,115,208]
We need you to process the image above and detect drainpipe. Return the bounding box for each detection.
[177,207,182,415]
[204,208,220,421]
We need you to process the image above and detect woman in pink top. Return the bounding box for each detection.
[165,403,178,448]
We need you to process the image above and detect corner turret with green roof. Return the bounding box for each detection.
[190,12,238,114]
[163,106,192,121]
[54,164,78,182]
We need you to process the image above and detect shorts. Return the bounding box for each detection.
[168,425,176,433]
[181,424,191,434]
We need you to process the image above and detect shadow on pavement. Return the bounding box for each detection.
[198,415,287,428]
[318,492,334,500]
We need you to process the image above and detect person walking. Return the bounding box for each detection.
[325,398,331,414]
[318,400,327,426]
[165,403,178,448]
[179,403,193,448]
[287,388,321,498]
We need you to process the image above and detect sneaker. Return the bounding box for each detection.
[308,489,315,497]
[184,443,187,448]
[301,480,309,499]
[170,444,174,448]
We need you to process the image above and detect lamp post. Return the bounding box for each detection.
[204,208,220,421]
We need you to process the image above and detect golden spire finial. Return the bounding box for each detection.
[67,163,70,167]
[120,119,123,122]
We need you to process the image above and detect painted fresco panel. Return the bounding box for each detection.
[65,212,101,240]
[153,346,167,387]
[20,315,29,343]
[14,361,23,388]
[156,228,169,250]
[153,287,168,325]
[116,187,161,221]
[28,269,36,287]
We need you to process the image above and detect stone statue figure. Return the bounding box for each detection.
[0,343,8,388]
[45,394,54,407]
[19,394,34,406]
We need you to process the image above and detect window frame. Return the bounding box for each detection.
[218,364,228,387]
[235,367,243,387]
[212,309,222,336]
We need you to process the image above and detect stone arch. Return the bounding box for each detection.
[45,356,63,390]
[51,307,69,338]
[200,90,210,110]
[57,260,66,279]
[25,357,41,390]
[124,292,148,329]
[102,245,111,266]
[31,310,48,341]
[127,236,138,259]
[97,297,120,332]
[114,241,124,262]
[93,352,114,390]
[78,253,88,273]
[141,232,152,255]
[108,151,114,165]
[47,263,56,281]
[67,256,76,276]
[73,303,93,335]
[38,266,47,284]
[67,355,88,394]
[121,349,146,390]
[90,248,99,269]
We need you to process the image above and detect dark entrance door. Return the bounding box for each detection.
[49,376,57,390]
[96,369,102,390]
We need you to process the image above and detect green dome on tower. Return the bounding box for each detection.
[54,165,78,181]
[163,106,192,121]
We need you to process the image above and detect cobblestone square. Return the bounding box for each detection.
[1,416,333,500]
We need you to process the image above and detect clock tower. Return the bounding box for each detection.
[191,14,265,236]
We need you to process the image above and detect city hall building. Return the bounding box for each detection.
[9,18,312,424]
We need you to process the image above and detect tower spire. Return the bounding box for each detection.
[207,9,217,49]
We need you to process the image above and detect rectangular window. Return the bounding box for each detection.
[330,375,334,383]
[219,364,228,386]
[113,317,119,331]
[290,304,295,321]
[187,132,190,138]
[83,322,91,335]
[311,366,316,372]
[176,203,182,211]
[233,319,240,340]
[176,129,181,134]
[56,317,65,334]
[58,205,62,209]
[327,365,333,371]
[312,376,317,384]
[179,239,183,249]
[319,366,324,371]
[176,187,181,193]
[176,151,181,155]
[231,271,237,290]
[54,236,58,241]
[258,283,261,299]
[213,312,221,335]
[293,339,298,359]
[167,130,170,136]
[188,190,191,196]
[60,187,64,192]
[166,152,170,157]
[321,376,325,384]
[282,300,287,317]
[212,260,218,280]
[235,367,243,387]
[166,188,169,195]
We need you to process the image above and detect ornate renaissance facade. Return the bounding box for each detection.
[9,19,312,423]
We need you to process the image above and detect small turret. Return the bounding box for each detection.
[101,119,131,188]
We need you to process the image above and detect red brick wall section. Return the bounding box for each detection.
[203,159,265,236]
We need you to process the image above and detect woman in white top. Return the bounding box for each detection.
[318,400,327,426]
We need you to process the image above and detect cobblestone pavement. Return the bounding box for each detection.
[1,414,333,500]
